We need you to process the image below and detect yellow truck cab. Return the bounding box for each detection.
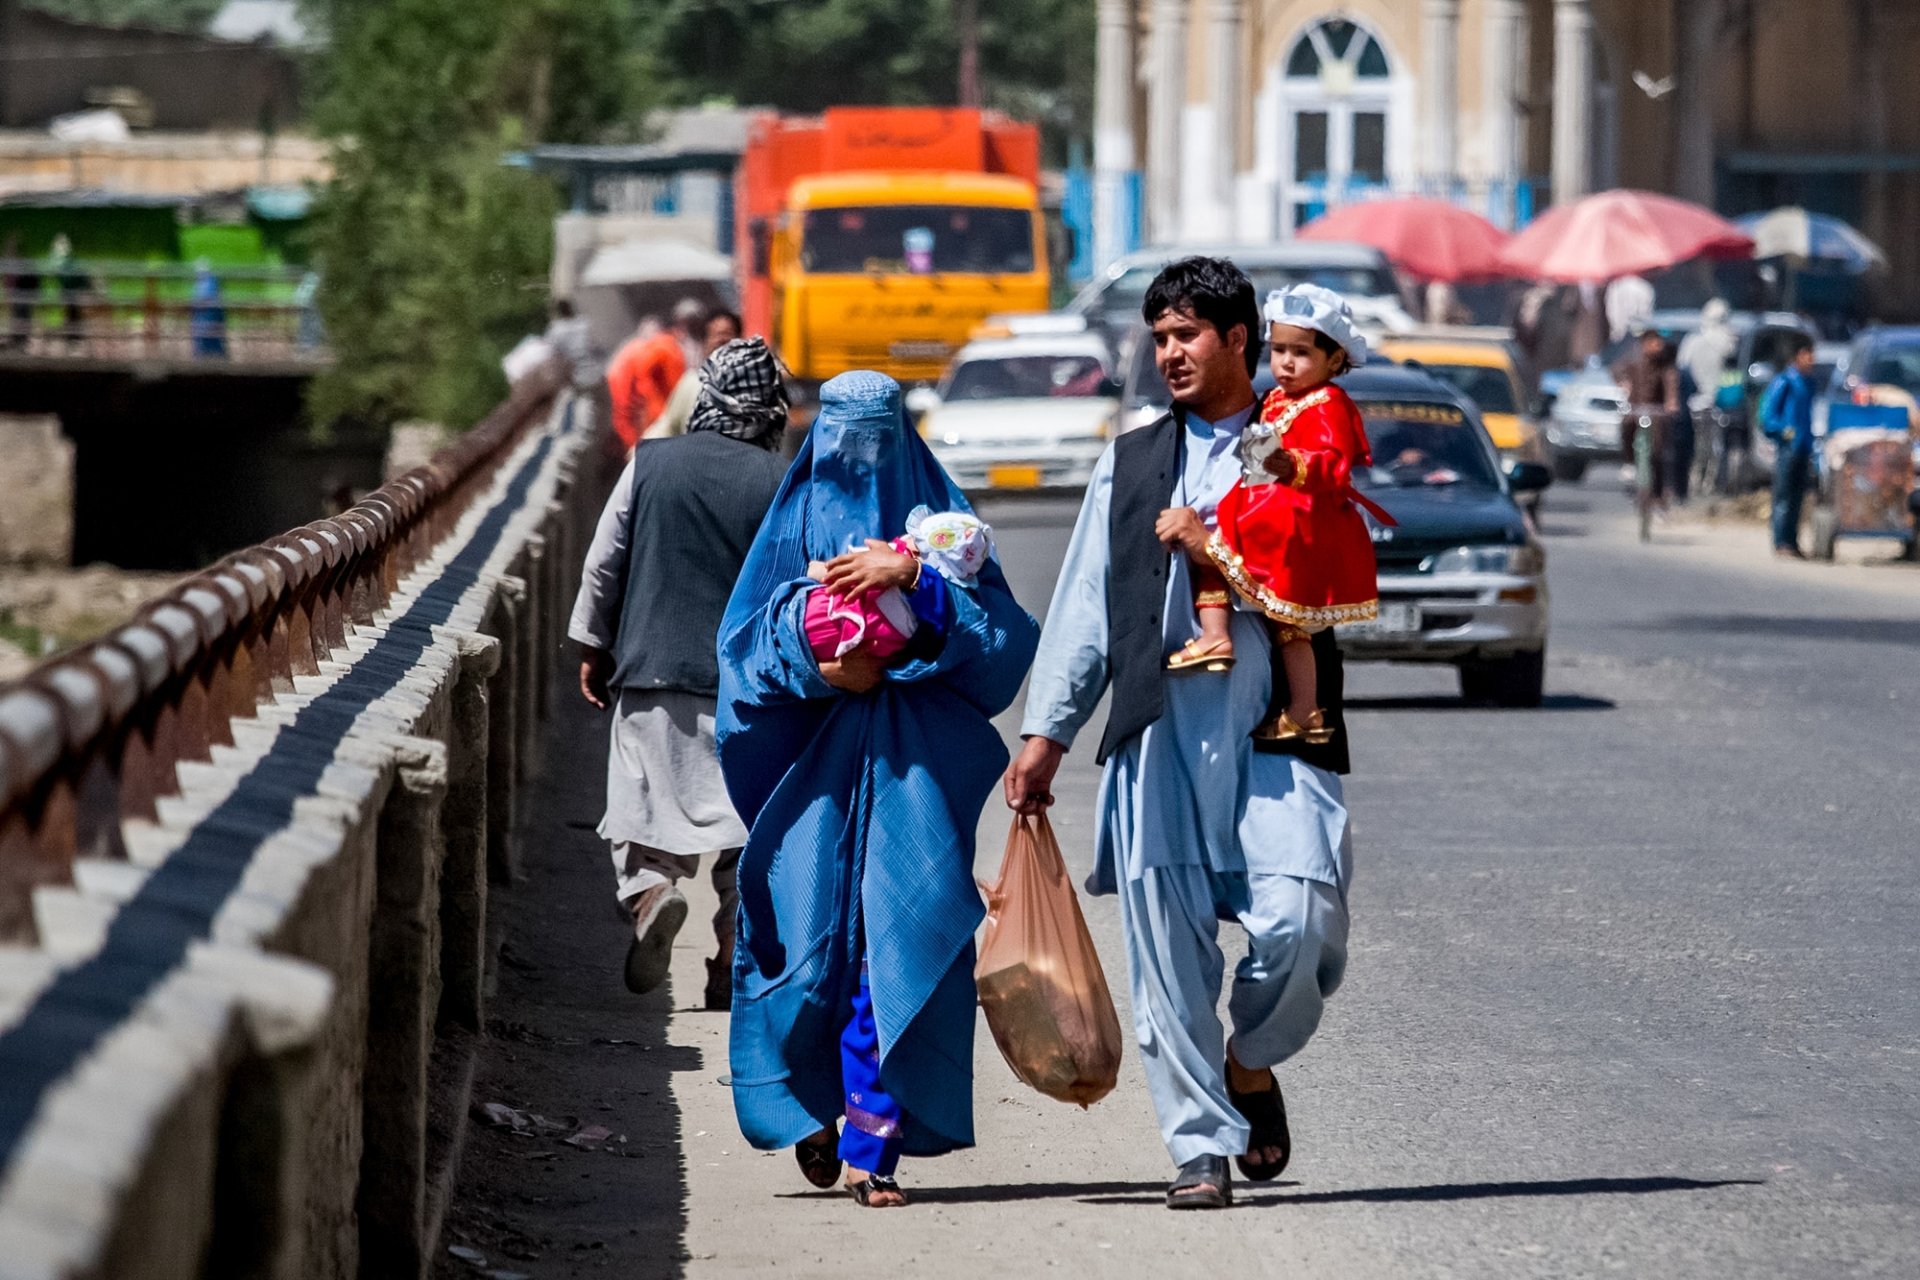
[1376,334,1548,468]
[772,172,1049,388]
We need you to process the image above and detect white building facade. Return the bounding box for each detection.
[1092,0,1605,269]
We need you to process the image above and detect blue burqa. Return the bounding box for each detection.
[717,371,1038,1157]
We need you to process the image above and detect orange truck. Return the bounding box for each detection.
[736,106,1048,395]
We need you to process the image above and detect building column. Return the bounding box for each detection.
[1551,0,1594,202]
[1482,0,1529,220]
[1420,0,1461,188]
[1093,0,1138,271]
[1670,0,1718,205]
[1146,0,1186,243]
[1204,0,1244,240]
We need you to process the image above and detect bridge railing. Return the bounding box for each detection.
[0,258,326,364]
[0,355,602,1280]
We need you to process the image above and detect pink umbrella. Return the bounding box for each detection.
[1297,197,1511,283]
[1499,189,1754,282]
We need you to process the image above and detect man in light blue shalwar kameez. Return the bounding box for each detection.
[1005,257,1354,1209]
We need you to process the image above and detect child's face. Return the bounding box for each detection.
[1268,324,1340,395]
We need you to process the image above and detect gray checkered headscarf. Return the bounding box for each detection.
[686,337,788,449]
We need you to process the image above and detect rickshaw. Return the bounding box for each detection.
[1808,403,1917,560]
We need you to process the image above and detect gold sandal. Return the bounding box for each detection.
[1167,638,1236,673]
[1252,709,1334,745]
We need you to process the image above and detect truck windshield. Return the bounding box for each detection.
[801,205,1035,275]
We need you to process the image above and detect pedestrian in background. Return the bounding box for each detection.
[650,308,742,439]
[542,297,601,390]
[1761,336,1818,558]
[716,371,1036,1209]
[1613,326,1681,510]
[569,337,793,1009]
[1005,256,1358,1210]
[189,258,227,359]
[604,313,686,451]
[1678,299,1739,494]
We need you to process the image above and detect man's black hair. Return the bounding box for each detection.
[708,308,743,333]
[1788,334,1814,358]
[1142,256,1261,376]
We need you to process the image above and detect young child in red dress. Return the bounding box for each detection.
[1167,283,1391,743]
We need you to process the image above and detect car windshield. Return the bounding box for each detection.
[1409,362,1519,414]
[943,354,1108,401]
[1352,400,1502,490]
[800,205,1035,274]
[1860,340,1920,395]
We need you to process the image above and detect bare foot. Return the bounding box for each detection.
[846,1168,906,1208]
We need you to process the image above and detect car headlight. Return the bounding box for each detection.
[1423,542,1545,575]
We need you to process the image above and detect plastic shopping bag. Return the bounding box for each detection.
[975,813,1124,1107]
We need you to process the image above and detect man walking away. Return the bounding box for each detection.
[1761,336,1818,558]
[570,338,792,1008]
[1004,257,1356,1210]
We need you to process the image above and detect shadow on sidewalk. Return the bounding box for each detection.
[434,666,700,1280]
[929,1173,1757,1208]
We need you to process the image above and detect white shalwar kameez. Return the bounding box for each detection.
[1019,406,1354,1164]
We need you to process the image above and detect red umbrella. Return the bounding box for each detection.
[1499,189,1753,283]
[1296,197,1510,283]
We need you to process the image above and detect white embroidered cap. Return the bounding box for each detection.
[905,506,993,583]
[1263,283,1370,368]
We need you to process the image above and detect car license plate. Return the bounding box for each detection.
[988,464,1042,489]
[890,340,951,360]
[1340,603,1421,638]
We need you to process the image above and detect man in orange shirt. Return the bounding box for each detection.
[606,316,689,451]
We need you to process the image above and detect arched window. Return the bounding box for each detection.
[1276,16,1404,230]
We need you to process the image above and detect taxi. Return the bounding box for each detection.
[1376,333,1548,509]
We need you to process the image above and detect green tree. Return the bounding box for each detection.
[642,0,1093,164]
[304,0,646,430]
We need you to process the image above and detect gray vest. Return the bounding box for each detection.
[610,431,790,696]
[1096,409,1350,774]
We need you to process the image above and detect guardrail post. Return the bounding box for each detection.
[483,578,525,885]
[358,736,450,1280]
[438,633,500,1033]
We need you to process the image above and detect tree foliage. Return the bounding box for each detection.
[641,0,1094,163]
[303,0,647,430]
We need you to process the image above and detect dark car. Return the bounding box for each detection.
[1119,346,1553,705]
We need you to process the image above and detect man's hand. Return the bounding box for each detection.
[579,645,613,710]
[1155,506,1211,562]
[822,539,918,597]
[1003,736,1066,814]
[819,646,888,694]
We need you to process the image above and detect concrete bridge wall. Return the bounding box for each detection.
[0,386,605,1279]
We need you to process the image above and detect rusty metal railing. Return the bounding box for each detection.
[0,361,567,942]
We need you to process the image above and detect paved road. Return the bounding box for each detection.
[440,475,1920,1278]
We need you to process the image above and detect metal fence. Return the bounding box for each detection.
[0,360,565,941]
[0,257,326,363]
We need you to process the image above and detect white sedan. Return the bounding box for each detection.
[908,335,1117,492]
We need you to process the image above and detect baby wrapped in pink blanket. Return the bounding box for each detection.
[803,507,993,663]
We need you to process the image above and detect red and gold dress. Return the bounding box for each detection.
[1207,382,1391,638]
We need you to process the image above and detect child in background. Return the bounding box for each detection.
[804,507,994,662]
[1168,283,1390,744]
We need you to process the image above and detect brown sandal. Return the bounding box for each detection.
[794,1129,840,1189]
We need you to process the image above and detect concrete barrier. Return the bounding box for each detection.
[0,384,603,1279]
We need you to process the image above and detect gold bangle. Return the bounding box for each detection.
[1287,448,1311,490]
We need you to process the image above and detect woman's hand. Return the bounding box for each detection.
[1155,507,1211,563]
[819,647,888,694]
[821,539,918,597]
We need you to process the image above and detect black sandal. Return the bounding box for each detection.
[1167,1154,1232,1209]
[794,1130,841,1189]
[847,1174,906,1207]
[1228,1071,1291,1182]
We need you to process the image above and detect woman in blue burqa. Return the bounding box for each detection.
[717,371,1037,1207]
